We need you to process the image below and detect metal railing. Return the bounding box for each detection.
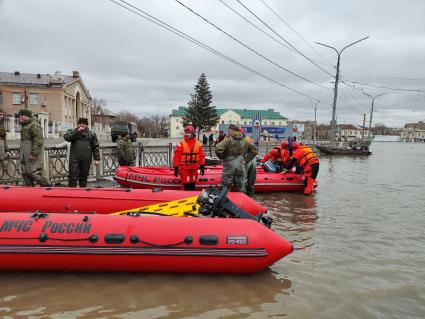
[0,143,174,185]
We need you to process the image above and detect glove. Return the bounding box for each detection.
[199,165,205,176]
[173,167,179,177]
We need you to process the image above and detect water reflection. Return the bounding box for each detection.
[0,270,291,318]
[255,193,317,252]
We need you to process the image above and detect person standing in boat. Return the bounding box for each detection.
[173,125,206,191]
[18,109,51,187]
[116,132,135,166]
[64,118,100,188]
[286,142,319,195]
[240,128,257,197]
[215,124,258,193]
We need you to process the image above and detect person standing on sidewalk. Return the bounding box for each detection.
[0,108,6,168]
[116,132,135,166]
[64,118,100,187]
[18,109,50,186]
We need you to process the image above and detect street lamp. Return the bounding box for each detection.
[363,91,386,142]
[316,36,369,146]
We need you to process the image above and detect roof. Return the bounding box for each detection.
[0,71,77,87]
[170,106,287,119]
[338,124,366,130]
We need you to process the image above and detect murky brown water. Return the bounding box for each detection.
[1,142,424,318]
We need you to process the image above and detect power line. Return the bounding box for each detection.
[174,0,332,91]
[217,0,333,68]
[343,79,425,93]
[259,0,332,66]
[234,0,335,77]
[343,75,425,81]
[217,0,295,53]
[109,0,325,102]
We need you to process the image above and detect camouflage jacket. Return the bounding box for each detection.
[0,123,6,141]
[117,137,135,165]
[64,128,100,161]
[20,118,44,157]
[215,131,258,163]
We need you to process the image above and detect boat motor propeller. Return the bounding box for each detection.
[195,186,273,228]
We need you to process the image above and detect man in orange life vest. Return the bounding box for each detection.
[261,140,291,171]
[173,125,206,191]
[286,142,319,195]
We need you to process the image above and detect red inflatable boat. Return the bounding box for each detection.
[0,186,266,216]
[114,166,317,193]
[0,212,292,273]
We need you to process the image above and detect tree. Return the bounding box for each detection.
[91,98,108,125]
[182,73,219,137]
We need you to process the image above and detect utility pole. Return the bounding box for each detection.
[361,113,366,143]
[363,92,386,142]
[313,101,319,142]
[316,36,369,146]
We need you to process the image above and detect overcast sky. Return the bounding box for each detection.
[1,0,424,127]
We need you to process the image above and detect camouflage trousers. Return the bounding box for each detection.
[245,159,257,197]
[221,155,247,193]
[20,154,50,187]
[0,143,4,162]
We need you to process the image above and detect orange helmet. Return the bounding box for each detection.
[184,125,195,133]
[280,140,288,149]
[291,142,300,150]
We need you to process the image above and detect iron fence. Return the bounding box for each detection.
[0,143,174,185]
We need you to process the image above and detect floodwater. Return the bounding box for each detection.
[1,142,424,318]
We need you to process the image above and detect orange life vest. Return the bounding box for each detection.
[294,146,319,167]
[180,139,201,169]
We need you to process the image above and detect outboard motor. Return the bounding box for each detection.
[195,186,273,228]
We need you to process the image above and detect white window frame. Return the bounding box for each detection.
[30,93,38,105]
[13,93,22,105]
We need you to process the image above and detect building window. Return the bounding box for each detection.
[271,122,275,126]
[221,120,224,124]
[176,126,179,130]
[279,122,281,126]
[244,121,247,125]
[249,121,252,125]
[264,121,268,125]
[13,93,22,105]
[30,93,38,105]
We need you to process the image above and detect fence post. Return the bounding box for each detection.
[96,150,101,182]
[168,143,173,168]
[139,144,145,167]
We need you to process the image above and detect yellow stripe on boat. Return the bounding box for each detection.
[111,196,200,217]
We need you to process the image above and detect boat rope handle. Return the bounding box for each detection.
[0,234,98,243]
[129,235,193,247]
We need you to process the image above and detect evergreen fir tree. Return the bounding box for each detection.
[182,73,219,137]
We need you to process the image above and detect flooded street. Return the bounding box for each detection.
[1,142,424,318]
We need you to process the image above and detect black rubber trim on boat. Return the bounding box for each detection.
[104,233,125,244]
[199,235,218,245]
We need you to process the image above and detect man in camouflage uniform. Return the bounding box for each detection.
[64,118,100,187]
[116,132,135,166]
[215,124,258,193]
[18,109,50,186]
[0,108,6,168]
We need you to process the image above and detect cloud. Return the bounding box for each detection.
[0,0,424,127]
